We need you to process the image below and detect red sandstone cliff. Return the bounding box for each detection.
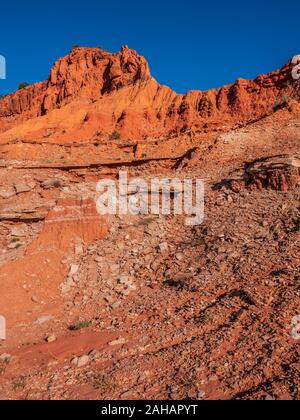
[0,46,299,140]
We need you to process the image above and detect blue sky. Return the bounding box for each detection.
[0,0,299,95]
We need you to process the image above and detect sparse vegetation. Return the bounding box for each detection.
[52,180,62,188]
[18,82,30,90]
[109,131,121,141]
[273,95,293,112]
[92,374,116,392]
[11,375,27,392]
[69,321,92,331]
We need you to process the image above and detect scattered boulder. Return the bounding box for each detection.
[109,337,126,346]
[175,252,184,261]
[69,264,79,276]
[14,182,35,194]
[35,315,54,325]
[225,155,300,192]
[0,189,15,199]
[45,335,57,343]
[10,225,27,237]
[158,242,169,252]
[89,350,101,361]
[76,355,90,368]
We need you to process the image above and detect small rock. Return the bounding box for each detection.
[89,350,101,360]
[137,370,151,383]
[47,359,58,368]
[94,256,105,263]
[45,334,57,343]
[69,264,79,276]
[122,288,132,297]
[35,315,54,325]
[77,355,90,368]
[110,301,121,310]
[115,284,125,293]
[10,225,27,237]
[226,194,233,204]
[118,276,131,285]
[197,390,206,400]
[104,295,115,304]
[158,242,168,252]
[60,284,71,295]
[110,264,120,274]
[14,183,34,194]
[120,390,133,399]
[116,241,125,251]
[0,190,15,199]
[151,260,160,271]
[7,241,23,249]
[75,243,84,255]
[175,252,184,261]
[109,337,126,346]
[66,277,75,287]
[71,357,79,365]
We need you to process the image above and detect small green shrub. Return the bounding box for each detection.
[18,82,30,90]
[53,180,62,188]
[273,95,292,112]
[109,131,121,141]
[69,321,92,331]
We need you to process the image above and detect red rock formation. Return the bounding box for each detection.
[0,46,299,140]
[0,46,151,119]
[228,155,300,192]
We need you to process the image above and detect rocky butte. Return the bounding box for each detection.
[0,45,299,142]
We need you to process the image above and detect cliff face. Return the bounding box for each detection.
[0,46,299,140]
[0,46,151,119]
